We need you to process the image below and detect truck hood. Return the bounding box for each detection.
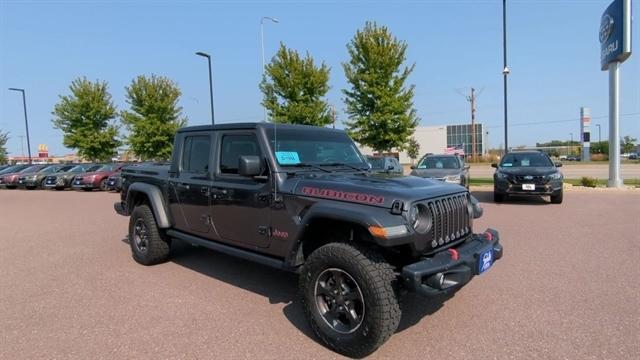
[410,168,461,178]
[284,173,466,208]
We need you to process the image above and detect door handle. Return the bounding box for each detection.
[174,182,189,189]
[211,188,228,195]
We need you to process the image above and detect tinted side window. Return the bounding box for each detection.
[220,134,260,174]
[182,135,211,174]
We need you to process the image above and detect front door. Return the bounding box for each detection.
[169,134,213,234]
[210,132,271,248]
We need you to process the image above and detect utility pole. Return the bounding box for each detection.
[464,87,482,162]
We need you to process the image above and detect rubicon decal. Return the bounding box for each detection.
[301,187,384,205]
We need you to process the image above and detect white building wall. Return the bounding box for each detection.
[358,125,448,164]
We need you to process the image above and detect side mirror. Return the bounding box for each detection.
[387,165,394,170]
[555,162,563,167]
[410,165,416,170]
[464,164,470,170]
[238,155,261,177]
[491,163,498,168]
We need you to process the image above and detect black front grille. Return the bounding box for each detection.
[426,194,471,249]
[513,175,547,184]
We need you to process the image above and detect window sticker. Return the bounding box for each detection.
[521,159,530,166]
[502,163,513,167]
[275,151,300,165]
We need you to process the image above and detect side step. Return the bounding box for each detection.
[166,229,292,272]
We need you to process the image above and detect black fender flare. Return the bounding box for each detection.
[287,202,400,267]
[125,183,172,228]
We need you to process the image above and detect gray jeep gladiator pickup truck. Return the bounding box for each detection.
[114,122,503,357]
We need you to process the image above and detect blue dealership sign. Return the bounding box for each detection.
[600,0,632,70]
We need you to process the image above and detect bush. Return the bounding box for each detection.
[580,177,599,187]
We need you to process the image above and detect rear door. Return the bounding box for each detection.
[209,131,272,248]
[169,133,213,234]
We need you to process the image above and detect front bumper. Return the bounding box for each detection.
[401,228,503,297]
[494,179,562,195]
[72,181,98,189]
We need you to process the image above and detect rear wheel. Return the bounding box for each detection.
[299,242,401,358]
[129,204,171,265]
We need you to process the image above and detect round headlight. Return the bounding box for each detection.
[410,204,432,234]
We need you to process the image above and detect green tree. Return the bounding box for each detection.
[121,75,187,160]
[342,21,419,152]
[621,135,637,154]
[52,77,121,161]
[405,137,420,164]
[590,141,609,155]
[0,130,9,164]
[260,43,332,126]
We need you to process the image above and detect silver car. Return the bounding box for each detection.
[410,154,470,188]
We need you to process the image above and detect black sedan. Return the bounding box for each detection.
[492,151,563,204]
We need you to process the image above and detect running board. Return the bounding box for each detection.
[166,229,292,272]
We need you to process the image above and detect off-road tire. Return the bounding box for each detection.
[550,190,563,204]
[493,192,505,203]
[299,242,401,358]
[129,205,171,265]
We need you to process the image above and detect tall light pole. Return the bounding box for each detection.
[569,132,574,156]
[261,16,279,122]
[595,124,602,152]
[502,0,510,155]
[195,52,215,125]
[8,88,32,164]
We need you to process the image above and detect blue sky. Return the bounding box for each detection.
[1,0,638,157]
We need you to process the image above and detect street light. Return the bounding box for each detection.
[502,0,509,155]
[195,51,215,125]
[8,88,32,164]
[261,16,279,122]
[569,132,573,156]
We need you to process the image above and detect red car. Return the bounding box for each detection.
[0,164,49,189]
[71,163,126,191]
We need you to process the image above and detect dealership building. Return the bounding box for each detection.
[360,123,487,164]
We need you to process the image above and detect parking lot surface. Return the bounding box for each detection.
[1,189,639,359]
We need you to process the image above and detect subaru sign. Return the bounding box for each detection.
[600,0,632,70]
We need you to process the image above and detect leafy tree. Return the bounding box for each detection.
[0,130,9,164]
[590,141,609,155]
[343,21,419,153]
[621,135,637,154]
[405,137,420,164]
[52,77,121,161]
[121,75,187,160]
[260,43,332,126]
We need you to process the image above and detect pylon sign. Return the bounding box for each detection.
[580,107,591,161]
[600,0,632,70]
[38,144,49,158]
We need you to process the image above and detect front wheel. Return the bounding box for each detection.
[550,190,563,204]
[299,242,401,358]
[493,191,505,203]
[99,178,109,191]
[129,204,171,265]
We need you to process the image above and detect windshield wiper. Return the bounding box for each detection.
[323,162,370,172]
[288,163,333,173]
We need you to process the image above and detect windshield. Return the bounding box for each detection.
[416,156,460,169]
[267,129,367,168]
[500,153,553,167]
[56,165,75,173]
[367,157,386,169]
[19,165,44,174]
[86,165,106,172]
[0,166,22,175]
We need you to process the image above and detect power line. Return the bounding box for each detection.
[485,112,640,129]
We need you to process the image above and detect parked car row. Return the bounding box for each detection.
[0,163,125,192]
